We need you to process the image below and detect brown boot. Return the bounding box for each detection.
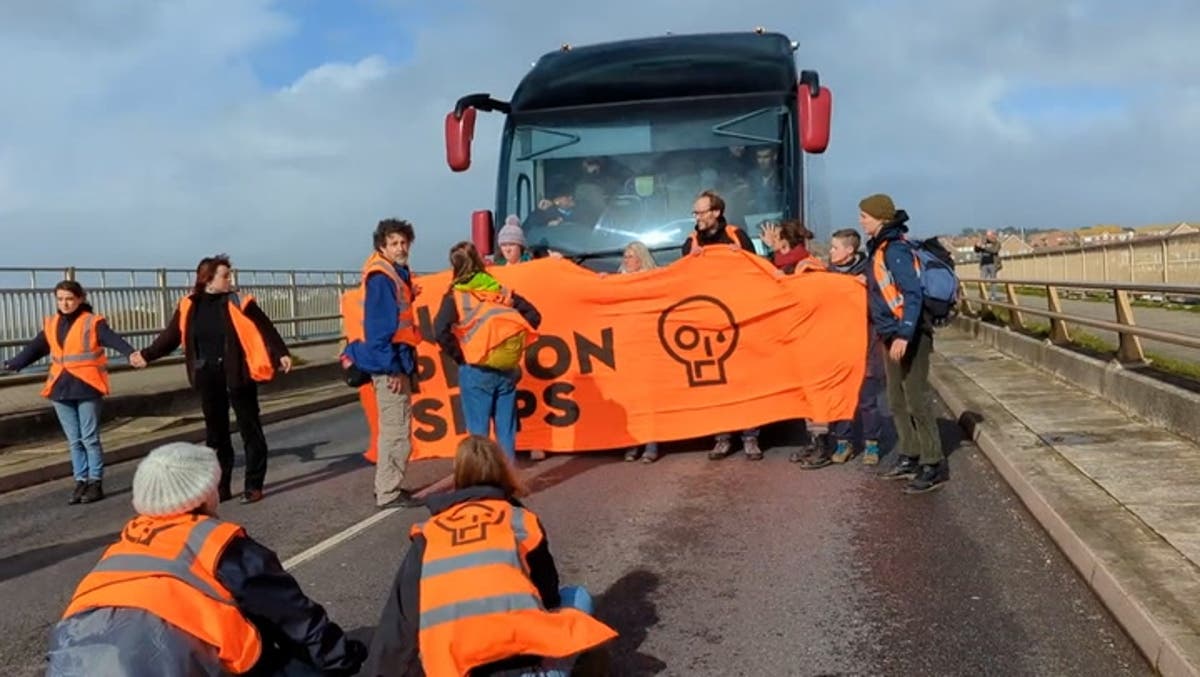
[743,437,764,461]
[708,437,733,460]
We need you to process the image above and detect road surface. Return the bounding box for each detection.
[0,402,1151,676]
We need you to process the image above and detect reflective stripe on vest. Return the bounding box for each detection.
[689,223,743,249]
[412,500,617,676]
[178,293,276,382]
[872,240,920,320]
[41,312,109,398]
[451,288,533,367]
[62,515,263,674]
[356,252,420,346]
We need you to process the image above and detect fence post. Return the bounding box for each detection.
[65,266,76,282]
[1045,284,1071,344]
[1112,289,1146,363]
[156,269,170,330]
[1004,283,1024,331]
[287,271,299,340]
[958,281,975,316]
[1162,239,1169,284]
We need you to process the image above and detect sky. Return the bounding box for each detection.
[0,0,1197,273]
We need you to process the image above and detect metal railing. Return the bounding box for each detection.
[0,266,361,368]
[958,277,1200,363]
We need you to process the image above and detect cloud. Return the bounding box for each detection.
[0,0,1197,273]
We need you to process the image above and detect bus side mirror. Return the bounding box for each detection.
[472,210,494,257]
[798,82,832,154]
[445,107,478,172]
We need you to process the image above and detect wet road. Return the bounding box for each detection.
[0,402,1151,676]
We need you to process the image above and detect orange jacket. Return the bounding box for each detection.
[40,311,109,398]
[178,293,276,382]
[411,497,617,676]
[61,514,263,674]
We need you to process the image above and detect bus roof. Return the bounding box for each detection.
[509,31,798,114]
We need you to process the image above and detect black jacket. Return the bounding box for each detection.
[3,303,136,401]
[433,290,542,366]
[362,486,563,677]
[47,529,365,676]
[680,219,756,257]
[140,292,290,389]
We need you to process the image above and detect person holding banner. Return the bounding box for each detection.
[615,241,665,464]
[683,189,766,461]
[434,241,541,463]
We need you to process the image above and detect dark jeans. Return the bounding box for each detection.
[459,364,519,462]
[883,331,943,465]
[195,362,269,492]
[830,374,885,443]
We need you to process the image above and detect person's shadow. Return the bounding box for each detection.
[593,568,667,675]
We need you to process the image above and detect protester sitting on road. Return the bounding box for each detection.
[363,434,617,677]
[2,280,141,505]
[796,228,887,469]
[46,442,367,676]
[683,190,766,460]
[434,242,542,463]
[135,254,292,505]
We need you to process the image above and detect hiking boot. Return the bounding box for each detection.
[240,489,264,504]
[743,437,764,461]
[830,440,854,464]
[708,438,733,460]
[68,481,86,505]
[378,489,424,510]
[530,450,546,462]
[903,460,950,495]
[880,455,920,481]
[641,443,660,464]
[797,447,833,470]
[79,480,104,504]
[862,440,882,466]
[624,448,640,462]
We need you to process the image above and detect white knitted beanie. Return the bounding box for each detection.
[132,442,222,517]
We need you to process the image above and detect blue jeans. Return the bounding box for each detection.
[830,375,885,443]
[458,364,519,461]
[491,586,596,677]
[53,399,104,481]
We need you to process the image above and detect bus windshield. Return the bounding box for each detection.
[500,96,793,266]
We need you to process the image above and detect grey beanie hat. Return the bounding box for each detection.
[132,442,222,517]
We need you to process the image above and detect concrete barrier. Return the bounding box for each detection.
[950,315,1200,447]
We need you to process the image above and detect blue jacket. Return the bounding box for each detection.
[866,211,925,343]
[345,263,417,377]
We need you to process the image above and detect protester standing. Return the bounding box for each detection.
[342,219,424,509]
[434,241,541,463]
[860,194,949,494]
[3,280,141,505]
[136,254,291,504]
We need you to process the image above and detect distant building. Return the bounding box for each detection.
[1028,230,1078,249]
[1133,222,1198,239]
[999,234,1033,255]
[1075,225,1135,244]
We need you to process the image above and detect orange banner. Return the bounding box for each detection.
[405,248,867,460]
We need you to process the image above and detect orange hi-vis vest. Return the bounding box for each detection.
[411,499,617,676]
[41,312,109,398]
[871,240,921,320]
[342,252,420,346]
[451,286,536,370]
[793,255,827,274]
[689,223,744,250]
[179,293,276,382]
[61,514,263,674]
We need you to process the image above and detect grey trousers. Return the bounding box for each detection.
[372,374,413,505]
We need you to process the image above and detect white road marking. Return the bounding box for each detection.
[281,455,574,571]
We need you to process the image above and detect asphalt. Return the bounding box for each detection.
[0,402,1151,676]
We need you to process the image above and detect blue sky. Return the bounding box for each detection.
[0,1,1197,272]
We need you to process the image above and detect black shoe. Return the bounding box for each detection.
[79,480,104,504]
[798,450,833,470]
[378,490,424,510]
[903,461,950,494]
[68,481,86,505]
[239,489,263,504]
[219,487,234,502]
[880,455,920,481]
